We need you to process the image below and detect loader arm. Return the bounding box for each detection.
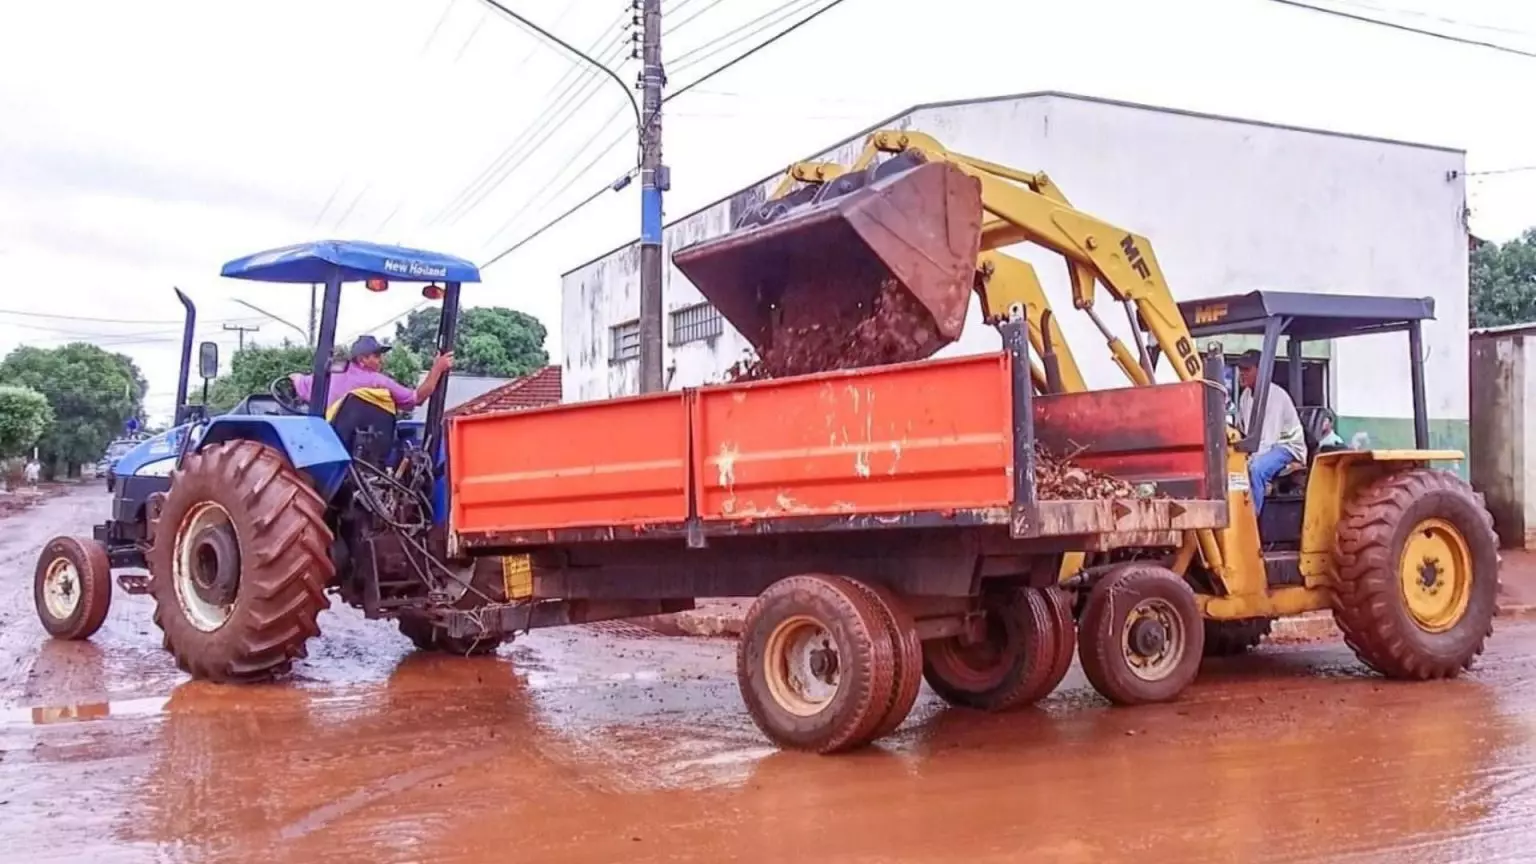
[769,130,1204,386]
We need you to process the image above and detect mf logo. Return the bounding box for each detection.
[1193,303,1229,325]
[1120,235,1152,279]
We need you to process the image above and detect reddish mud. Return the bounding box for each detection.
[4,487,1536,863]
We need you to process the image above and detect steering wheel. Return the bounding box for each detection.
[269,375,307,415]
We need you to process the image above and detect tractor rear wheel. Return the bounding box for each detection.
[148,440,333,683]
[922,587,1065,712]
[1332,468,1498,679]
[738,573,896,753]
[1079,564,1204,705]
[1202,618,1273,657]
[34,536,113,641]
[396,558,512,656]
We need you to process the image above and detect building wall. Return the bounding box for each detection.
[561,93,1469,454]
[1470,329,1536,548]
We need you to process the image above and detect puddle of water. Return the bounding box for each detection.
[2,695,170,727]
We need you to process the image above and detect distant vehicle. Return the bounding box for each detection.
[100,437,142,492]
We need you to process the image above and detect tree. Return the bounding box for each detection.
[394,306,548,378]
[0,344,147,476]
[1471,229,1536,328]
[382,342,424,383]
[0,385,53,459]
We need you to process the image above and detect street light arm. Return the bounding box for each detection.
[475,0,643,133]
[233,299,310,344]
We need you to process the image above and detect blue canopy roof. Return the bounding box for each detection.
[219,240,481,285]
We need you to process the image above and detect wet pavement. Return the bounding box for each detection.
[5,486,1536,862]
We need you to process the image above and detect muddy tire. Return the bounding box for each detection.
[922,587,1062,712]
[842,579,923,739]
[148,440,333,683]
[1040,587,1078,695]
[34,536,113,641]
[738,574,896,754]
[1079,564,1204,706]
[397,558,512,656]
[1332,468,1498,679]
[1202,618,1272,657]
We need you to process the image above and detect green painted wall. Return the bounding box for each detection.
[1334,416,1470,479]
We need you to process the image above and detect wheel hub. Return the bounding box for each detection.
[189,523,241,607]
[763,615,842,717]
[1399,518,1472,633]
[42,558,82,621]
[1128,617,1168,657]
[1120,597,1185,682]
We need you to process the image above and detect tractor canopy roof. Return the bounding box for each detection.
[1175,290,1435,342]
[219,240,481,285]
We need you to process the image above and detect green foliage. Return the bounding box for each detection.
[1471,229,1536,328]
[383,342,424,383]
[0,344,147,475]
[0,385,53,459]
[395,306,548,378]
[198,342,315,413]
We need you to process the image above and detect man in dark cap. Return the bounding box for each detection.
[289,335,453,415]
[1233,350,1305,515]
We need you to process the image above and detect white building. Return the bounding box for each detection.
[560,91,1470,454]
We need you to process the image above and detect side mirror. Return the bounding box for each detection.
[198,341,219,380]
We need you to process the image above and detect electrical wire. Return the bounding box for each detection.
[667,0,857,100]
[666,0,732,36]
[1467,165,1536,176]
[480,171,635,269]
[1323,0,1532,38]
[423,9,632,230]
[1268,0,1536,58]
[669,0,823,73]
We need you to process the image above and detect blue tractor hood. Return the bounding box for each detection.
[113,425,199,479]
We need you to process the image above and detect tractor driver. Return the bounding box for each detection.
[1233,350,1306,516]
[288,335,453,415]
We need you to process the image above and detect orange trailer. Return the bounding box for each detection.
[444,324,1231,752]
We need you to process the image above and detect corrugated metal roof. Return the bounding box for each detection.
[1471,322,1536,339]
[561,89,1462,277]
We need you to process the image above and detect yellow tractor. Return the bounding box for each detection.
[675,129,1497,705]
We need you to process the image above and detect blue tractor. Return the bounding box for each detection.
[33,241,518,679]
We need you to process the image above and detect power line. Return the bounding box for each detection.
[481,171,636,270]
[478,0,859,271]
[670,0,823,73]
[423,9,632,230]
[1324,0,1532,38]
[0,308,188,325]
[666,0,731,36]
[1268,0,1536,58]
[419,0,457,55]
[668,0,858,100]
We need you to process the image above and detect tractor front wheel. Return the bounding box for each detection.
[34,536,113,641]
[148,440,334,683]
[1332,468,1498,679]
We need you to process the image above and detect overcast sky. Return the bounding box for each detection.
[0,0,1531,423]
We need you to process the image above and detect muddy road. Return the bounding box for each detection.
[4,487,1536,863]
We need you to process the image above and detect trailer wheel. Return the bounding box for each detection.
[34,536,113,641]
[922,587,1062,712]
[738,574,896,753]
[1079,564,1204,706]
[148,440,333,683]
[1040,587,1078,695]
[1332,468,1498,679]
[842,579,923,739]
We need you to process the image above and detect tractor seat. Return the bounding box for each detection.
[327,388,399,467]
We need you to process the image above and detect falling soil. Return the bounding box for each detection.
[727,278,943,381]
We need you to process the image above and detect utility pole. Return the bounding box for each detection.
[637,0,668,394]
[222,322,260,351]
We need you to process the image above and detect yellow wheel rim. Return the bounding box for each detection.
[763,614,841,717]
[1399,517,1473,633]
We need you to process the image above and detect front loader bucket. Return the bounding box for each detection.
[672,153,984,376]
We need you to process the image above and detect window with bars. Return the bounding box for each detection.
[610,319,640,362]
[669,302,723,346]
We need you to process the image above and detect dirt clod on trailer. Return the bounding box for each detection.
[726,278,943,381]
[1033,446,1140,500]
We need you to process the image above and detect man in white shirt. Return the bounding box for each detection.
[1234,351,1308,515]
